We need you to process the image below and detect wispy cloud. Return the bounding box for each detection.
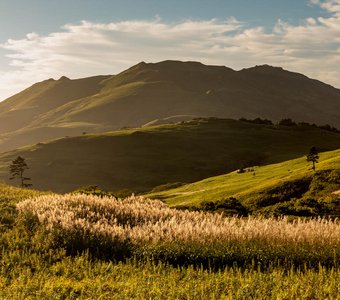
[0,0,339,100]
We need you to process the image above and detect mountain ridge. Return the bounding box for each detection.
[1,60,340,152]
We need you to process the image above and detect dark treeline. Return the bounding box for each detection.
[239,117,339,132]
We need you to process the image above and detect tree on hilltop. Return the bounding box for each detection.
[9,156,32,188]
[278,118,296,126]
[306,146,319,171]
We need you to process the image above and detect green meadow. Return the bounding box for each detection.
[147,149,340,216]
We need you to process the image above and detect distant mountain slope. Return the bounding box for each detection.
[0,75,109,133]
[0,118,339,193]
[1,60,340,152]
[146,149,340,217]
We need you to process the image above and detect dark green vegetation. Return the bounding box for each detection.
[0,118,340,192]
[147,149,340,217]
[0,184,44,233]
[2,254,340,299]
[1,60,340,152]
[1,185,340,299]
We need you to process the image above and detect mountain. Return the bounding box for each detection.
[1,60,340,152]
[0,75,110,151]
[0,118,339,193]
[145,149,340,217]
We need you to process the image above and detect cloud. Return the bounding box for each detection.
[310,0,340,14]
[0,2,340,100]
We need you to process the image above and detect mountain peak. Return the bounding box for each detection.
[240,64,310,81]
[58,76,71,81]
[157,60,204,66]
[242,64,284,73]
[129,60,204,70]
[130,60,234,74]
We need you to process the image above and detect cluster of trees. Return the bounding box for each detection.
[239,117,273,125]
[278,118,338,131]
[239,117,339,132]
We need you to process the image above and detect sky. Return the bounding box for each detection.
[0,0,339,100]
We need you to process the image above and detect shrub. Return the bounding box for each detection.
[251,178,312,209]
[237,167,245,174]
[201,198,248,216]
[73,185,116,198]
[150,182,185,193]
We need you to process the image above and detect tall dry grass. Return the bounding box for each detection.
[17,194,340,267]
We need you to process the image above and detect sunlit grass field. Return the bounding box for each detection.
[17,194,340,268]
[0,157,340,299]
[2,257,340,299]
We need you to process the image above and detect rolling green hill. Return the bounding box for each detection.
[1,60,340,152]
[146,149,340,216]
[0,118,339,193]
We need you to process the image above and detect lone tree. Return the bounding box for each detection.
[9,156,32,188]
[306,146,319,171]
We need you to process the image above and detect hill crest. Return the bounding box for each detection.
[0,118,339,193]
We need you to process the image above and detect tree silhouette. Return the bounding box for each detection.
[306,146,319,171]
[9,156,32,188]
[278,118,296,126]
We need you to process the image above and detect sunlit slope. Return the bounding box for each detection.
[146,149,340,208]
[1,60,340,151]
[0,75,108,134]
[0,75,111,151]
[0,118,339,193]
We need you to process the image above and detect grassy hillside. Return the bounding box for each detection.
[0,184,46,234]
[146,149,340,216]
[1,60,340,151]
[0,118,340,193]
[0,75,109,134]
